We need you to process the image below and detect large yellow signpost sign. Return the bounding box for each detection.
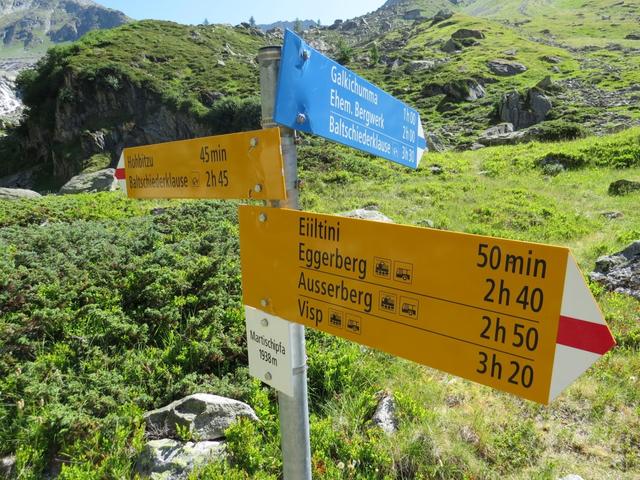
[115,128,286,200]
[240,205,615,404]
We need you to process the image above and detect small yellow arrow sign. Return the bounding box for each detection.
[115,128,286,200]
[239,206,615,404]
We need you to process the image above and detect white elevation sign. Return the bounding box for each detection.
[245,306,295,397]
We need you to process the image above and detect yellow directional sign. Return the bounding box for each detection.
[115,128,286,200]
[239,206,615,404]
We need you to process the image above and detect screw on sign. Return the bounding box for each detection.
[239,206,616,405]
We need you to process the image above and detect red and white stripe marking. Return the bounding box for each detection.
[548,254,616,401]
[115,153,127,195]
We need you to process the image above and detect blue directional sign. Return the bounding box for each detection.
[274,30,427,169]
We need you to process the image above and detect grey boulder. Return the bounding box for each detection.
[451,28,485,40]
[340,209,394,223]
[483,123,514,137]
[590,241,640,300]
[59,168,117,194]
[372,392,398,435]
[0,455,16,478]
[0,187,41,200]
[608,179,640,196]
[406,60,438,73]
[488,59,528,76]
[431,9,453,25]
[144,394,258,441]
[136,439,225,480]
[498,90,552,130]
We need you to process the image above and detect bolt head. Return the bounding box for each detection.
[261,318,269,327]
[258,213,267,222]
[302,50,310,60]
[254,184,263,193]
[250,137,258,148]
[265,372,273,381]
[296,113,306,124]
[260,298,269,308]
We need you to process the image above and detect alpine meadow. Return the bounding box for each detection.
[0,0,639,479]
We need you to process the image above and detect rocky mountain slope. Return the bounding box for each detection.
[0,0,128,56]
[1,0,639,190]
[0,0,128,117]
[0,20,268,189]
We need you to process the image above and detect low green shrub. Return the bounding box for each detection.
[534,120,587,142]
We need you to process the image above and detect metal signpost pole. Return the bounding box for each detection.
[258,45,312,480]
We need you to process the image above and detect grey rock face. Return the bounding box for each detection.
[608,179,640,196]
[144,394,258,441]
[136,439,225,480]
[590,241,640,300]
[58,168,117,194]
[372,392,398,435]
[340,209,394,223]
[0,187,41,200]
[498,90,552,130]
[487,59,528,76]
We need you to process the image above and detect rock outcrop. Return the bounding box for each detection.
[498,89,552,130]
[340,209,394,223]
[143,394,258,441]
[487,59,528,76]
[136,439,226,480]
[138,394,259,479]
[608,179,640,196]
[0,0,128,50]
[590,242,640,300]
[372,391,398,435]
[58,169,117,194]
[477,124,544,146]
[422,79,485,102]
[0,187,41,199]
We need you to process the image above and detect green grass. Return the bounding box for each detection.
[1,2,639,478]
[1,128,638,478]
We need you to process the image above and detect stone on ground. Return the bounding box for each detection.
[59,168,117,194]
[143,393,258,441]
[0,187,41,200]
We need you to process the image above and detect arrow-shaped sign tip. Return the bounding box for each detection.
[548,254,616,402]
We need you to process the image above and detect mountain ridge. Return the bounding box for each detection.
[1,0,639,189]
[0,0,129,61]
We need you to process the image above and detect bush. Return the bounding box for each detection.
[204,96,261,134]
[534,120,587,142]
[535,151,587,173]
[0,197,252,476]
